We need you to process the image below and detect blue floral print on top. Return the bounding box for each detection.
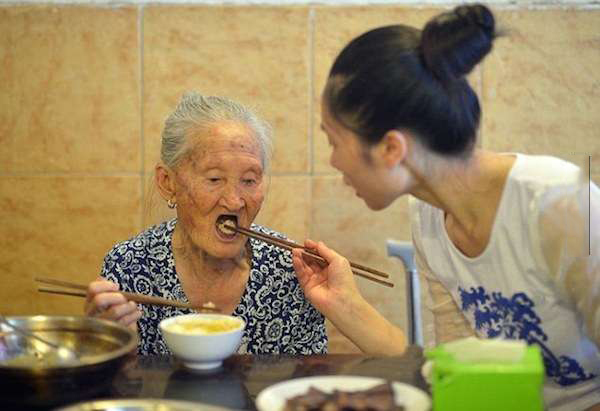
[100,219,327,355]
[459,286,596,386]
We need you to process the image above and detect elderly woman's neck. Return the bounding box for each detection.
[192,249,248,276]
[172,226,250,282]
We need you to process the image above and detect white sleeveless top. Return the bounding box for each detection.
[410,154,600,411]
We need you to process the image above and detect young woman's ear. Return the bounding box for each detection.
[155,163,176,202]
[379,130,408,168]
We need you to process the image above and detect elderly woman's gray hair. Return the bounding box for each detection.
[160,92,273,171]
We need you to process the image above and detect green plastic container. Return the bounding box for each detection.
[425,343,545,411]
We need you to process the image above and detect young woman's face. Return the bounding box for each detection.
[173,122,266,259]
[321,100,399,211]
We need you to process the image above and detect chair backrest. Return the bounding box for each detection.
[386,240,423,347]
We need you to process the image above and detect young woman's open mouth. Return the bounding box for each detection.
[215,214,238,241]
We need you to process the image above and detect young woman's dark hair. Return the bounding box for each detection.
[324,3,496,157]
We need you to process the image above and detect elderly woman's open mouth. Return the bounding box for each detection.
[215,215,238,240]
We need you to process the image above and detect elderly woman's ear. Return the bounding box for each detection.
[156,164,177,208]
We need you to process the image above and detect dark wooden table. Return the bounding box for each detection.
[5,346,428,410]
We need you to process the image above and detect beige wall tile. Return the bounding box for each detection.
[0,6,141,173]
[592,158,600,180]
[0,176,142,315]
[312,6,444,174]
[311,175,410,352]
[482,10,600,163]
[143,6,310,174]
[254,176,310,242]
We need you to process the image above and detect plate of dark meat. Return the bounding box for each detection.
[255,375,430,411]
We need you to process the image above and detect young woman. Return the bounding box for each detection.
[292,4,599,410]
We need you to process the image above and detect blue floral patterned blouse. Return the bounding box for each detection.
[100,219,328,355]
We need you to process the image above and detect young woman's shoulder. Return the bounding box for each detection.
[507,154,586,225]
[409,195,442,241]
[510,154,581,188]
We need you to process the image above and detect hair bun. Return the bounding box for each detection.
[456,4,495,38]
[421,3,495,83]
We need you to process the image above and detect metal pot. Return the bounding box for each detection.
[0,315,137,408]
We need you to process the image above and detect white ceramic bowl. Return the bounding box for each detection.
[159,313,245,370]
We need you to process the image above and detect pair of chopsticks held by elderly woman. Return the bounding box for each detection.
[85,4,600,410]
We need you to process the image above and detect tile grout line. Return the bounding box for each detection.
[308,6,316,239]
[139,4,145,230]
[0,171,338,177]
[1,3,599,10]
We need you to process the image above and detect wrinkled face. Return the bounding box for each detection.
[173,122,265,259]
[321,100,396,211]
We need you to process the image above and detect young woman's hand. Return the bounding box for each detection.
[84,278,141,330]
[292,240,363,318]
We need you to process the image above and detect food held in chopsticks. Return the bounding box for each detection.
[283,382,404,411]
[216,214,239,238]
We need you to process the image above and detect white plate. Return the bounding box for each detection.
[255,375,431,411]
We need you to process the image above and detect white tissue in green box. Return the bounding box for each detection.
[425,338,544,411]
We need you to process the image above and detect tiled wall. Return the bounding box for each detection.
[1,4,599,353]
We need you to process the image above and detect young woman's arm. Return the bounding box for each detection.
[413,241,474,346]
[540,180,600,346]
[292,241,406,355]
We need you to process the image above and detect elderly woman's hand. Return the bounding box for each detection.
[84,278,142,330]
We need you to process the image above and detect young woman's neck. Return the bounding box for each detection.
[408,149,512,234]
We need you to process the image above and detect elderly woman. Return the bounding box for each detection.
[85,92,327,355]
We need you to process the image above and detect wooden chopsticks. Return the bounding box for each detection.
[226,224,394,288]
[35,277,220,312]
